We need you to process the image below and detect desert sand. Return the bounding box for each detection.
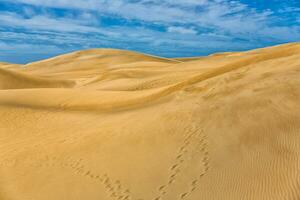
[0,43,300,200]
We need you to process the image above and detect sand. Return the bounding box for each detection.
[0,43,300,200]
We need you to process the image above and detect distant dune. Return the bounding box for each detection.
[0,43,300,200]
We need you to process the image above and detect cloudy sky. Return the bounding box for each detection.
[0,0,299,63]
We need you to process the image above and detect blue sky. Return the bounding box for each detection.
[0,0,299,64]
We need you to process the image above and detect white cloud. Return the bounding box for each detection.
[0,1,295,32]
[22,6,35,17]
[167,26,197,35]
[3,0,294,40]
[278,7,300,13]
[0,11,119,36]
[0,0,271,25]
[0,41,61,52]
[0,1,270,38]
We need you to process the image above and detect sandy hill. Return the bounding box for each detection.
[23,49,180,78]
[0,62,22,71]
[0,67,74,90]
[0,42,300,200]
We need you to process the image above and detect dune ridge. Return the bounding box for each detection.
[0,42,300,200]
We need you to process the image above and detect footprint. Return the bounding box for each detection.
[176,128,210,199]
[154,126,202,199]
[180,192,188,199]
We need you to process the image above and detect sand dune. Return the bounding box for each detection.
[0,43,300,200]
[0,67,75,90]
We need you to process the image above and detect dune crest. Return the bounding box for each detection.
[0,43,300,200]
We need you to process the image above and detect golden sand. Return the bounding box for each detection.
[0,43,300,200]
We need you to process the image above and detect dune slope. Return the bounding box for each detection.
[0,67,75,90]
[0,43,300,200]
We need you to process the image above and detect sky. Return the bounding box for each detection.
[0,0,299,64]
